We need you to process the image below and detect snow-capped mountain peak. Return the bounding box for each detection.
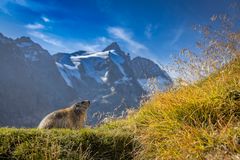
[54,49,128,87]
[103,42,126,57]
[53,42,172,124]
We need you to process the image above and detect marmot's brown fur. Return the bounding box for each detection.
[38,100,90,129]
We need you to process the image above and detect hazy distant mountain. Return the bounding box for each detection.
[0,33,77,127]
[0,33,172,127]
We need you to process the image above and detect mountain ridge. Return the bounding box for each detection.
[0,33,172,126]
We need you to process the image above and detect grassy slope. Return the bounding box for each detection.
[0,58,240,159]
[131,58,240,159]
[0,128,138,160]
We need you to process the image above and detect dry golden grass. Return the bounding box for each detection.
[126,58,240,159]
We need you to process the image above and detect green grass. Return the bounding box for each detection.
[1,58,240,159]
[0,128,138,160]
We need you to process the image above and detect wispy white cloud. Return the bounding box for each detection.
[170,27,184,46]
[107,27,147,53]
[28,31,62,47]
[42,16,50,22]
[73,43,101,52]
[144,24,152,39]
[27,31,110,53]
[106,26,162,61]
[14,0,27,6]
[144,24,159,39]
[0,0,28,8]
[0,1,11,15]
[72,37,114,52]
[0,7,9,15]
[0,0,29,15]
[97,36,113,44]
[25,23,45,30]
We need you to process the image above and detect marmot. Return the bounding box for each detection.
[38,100,90,129]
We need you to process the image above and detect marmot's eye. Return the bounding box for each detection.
[81,101,85,105]
[75,103,81,108]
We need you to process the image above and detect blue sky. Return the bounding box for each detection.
[0,0,233,65]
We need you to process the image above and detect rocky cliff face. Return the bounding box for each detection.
[131,56,173,92]
[0,33,173,127]
[0,33,77,127]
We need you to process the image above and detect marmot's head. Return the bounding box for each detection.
[74,100,90,114]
